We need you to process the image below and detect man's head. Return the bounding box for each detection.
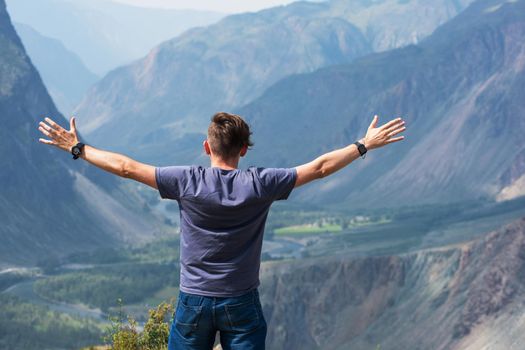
[204,112,254,162]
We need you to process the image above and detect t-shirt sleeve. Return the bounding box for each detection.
[255,167,297,201]
[155,166,192,200]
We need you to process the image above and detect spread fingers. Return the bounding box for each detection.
[386,125,406,137]
[386,136,405,144]
[380,117,403,130]
[44,117,66,133]
[39,138,55,145]
[38,125,52,138]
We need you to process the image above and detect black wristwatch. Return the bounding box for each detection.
[354,140,367,159]
[71,142,85,160]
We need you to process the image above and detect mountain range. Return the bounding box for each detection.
[238,0,525,207]
[70,0,525,209]
[6,0,224,76]
[0,0,162,266]
[73,0,475,166]
[1,1,524,348]
[3,0,523,267]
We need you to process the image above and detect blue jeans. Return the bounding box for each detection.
[168,288,267,350]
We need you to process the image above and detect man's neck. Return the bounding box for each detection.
[210,158,239,170]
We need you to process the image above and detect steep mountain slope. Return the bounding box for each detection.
[238,0,525,207]
[73,0,473,165]
[6,0,223,75]
[14,23,99,115]
[259,215,525,350]
[0,0,160,266]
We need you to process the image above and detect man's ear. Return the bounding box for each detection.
[203,140,211,156]
[240,144,248,157]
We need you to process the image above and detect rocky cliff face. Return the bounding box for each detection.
[239,0,525,207]
[72,0,473,165]
[259,216,525,350]
[0,0,159,266]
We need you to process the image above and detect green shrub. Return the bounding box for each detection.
[104,298,174,350]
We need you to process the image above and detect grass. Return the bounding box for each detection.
[273,216,391,236]
[275,223,342,235]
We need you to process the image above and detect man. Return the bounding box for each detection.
[38,112,405,349]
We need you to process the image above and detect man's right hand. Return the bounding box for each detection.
[38,116,80,153]
[360,115,406,150]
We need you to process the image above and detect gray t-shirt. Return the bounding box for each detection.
[155,165,297,297]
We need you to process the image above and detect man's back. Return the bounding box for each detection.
[155,165,297,297]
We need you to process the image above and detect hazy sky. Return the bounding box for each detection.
[111,0,307,13]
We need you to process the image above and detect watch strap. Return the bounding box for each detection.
[354,141,367,159]
[71,142,85,160]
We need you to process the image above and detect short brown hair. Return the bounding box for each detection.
[207,112,254,159]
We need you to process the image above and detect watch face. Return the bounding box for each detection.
[72,147,81,156]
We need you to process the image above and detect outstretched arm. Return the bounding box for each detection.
[294,115,406,188]
[38,116,158,190]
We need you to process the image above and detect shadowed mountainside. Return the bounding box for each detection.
[73,0,474,166]
[238,0,525,207]
[259,215,525,350]
[0,0,161,266]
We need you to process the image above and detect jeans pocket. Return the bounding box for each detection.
[225,298,261,332]
[175,300,203,338]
